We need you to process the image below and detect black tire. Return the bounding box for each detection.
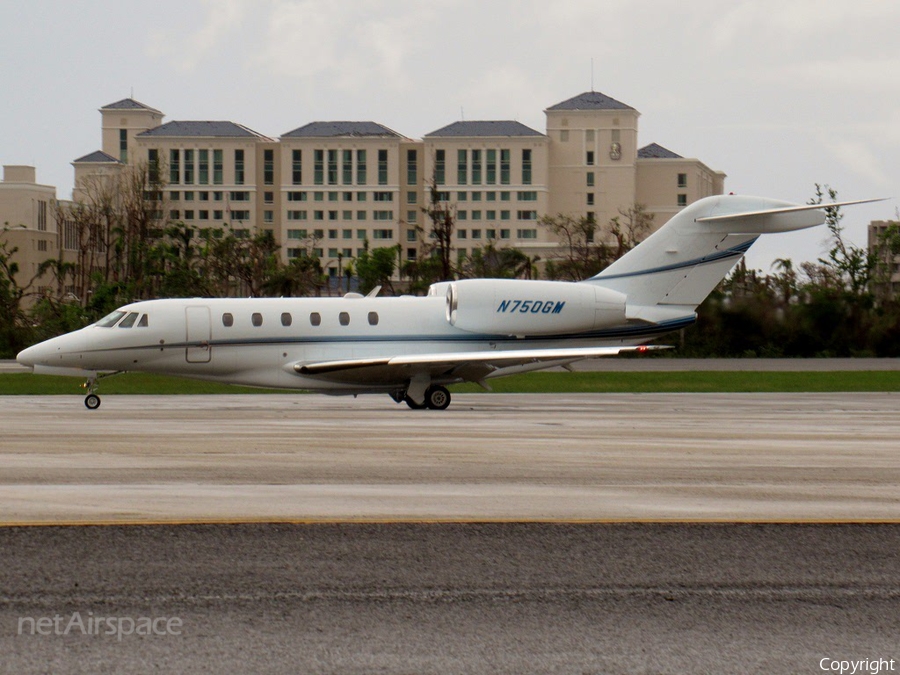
[84,394,101,410]
[404,395,427,410]
[425,386,451,410]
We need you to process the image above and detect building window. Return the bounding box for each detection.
[517,210,537,220]
[586,151,595,166]
[377,149,388,185]
[500,229,510,239]
[407,149,417,185]
[356,150,366,184]
[678,173,687,188]
[327,150,338,185]
[341,149,353,185]
[486,149,496,184]
[148,149,160,183]
[373,192,393,202]
[457,149,467,185]
[471,229,481,239]
[119,129,128,163]
[234,149,244,185]
[587,193,594,206]
[169,149,180,184]
[373,211,393,221]
[292,150,302,185]
[264,149,274,185]
[373,229,393,239]
[435,149,445,185]
[37,201,47,231]
[213,149,223,185]
[677,194,688,206]
[586,172,594,187]
[264,210,273,223]
[314,150,324,185]
[199,149,209,185]
[471,149,482,185]
[522,149,532,185]
[517,229,537,239]
[518,191,537,201]
[500,149,510,185]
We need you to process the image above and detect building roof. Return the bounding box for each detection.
[546,91,635,111]
[136,121,268,138]
[282,121,402,138]
[72,150,122,164]
[101,98,162,114]
[424,120,544,138]
[637,143,683,159]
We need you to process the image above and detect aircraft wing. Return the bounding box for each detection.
[291,345,666,387]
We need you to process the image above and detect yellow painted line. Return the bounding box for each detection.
[4,517,900,528]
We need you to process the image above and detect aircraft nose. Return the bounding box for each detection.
[16,344,40,369]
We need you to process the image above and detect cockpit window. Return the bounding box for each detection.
[118,312,140,328]
[95,310,127,328]
[137,314,149,328]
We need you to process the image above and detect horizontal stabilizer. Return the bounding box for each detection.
[695,198,887,223]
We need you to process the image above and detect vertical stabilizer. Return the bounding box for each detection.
[587,195,833,313]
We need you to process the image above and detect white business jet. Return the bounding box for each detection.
[16,194,879,410]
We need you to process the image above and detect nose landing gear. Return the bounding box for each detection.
[82,377,101,410]
[80,371,121,410]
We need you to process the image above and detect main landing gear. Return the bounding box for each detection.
[393,385,452,410]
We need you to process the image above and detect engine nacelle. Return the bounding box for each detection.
[442,279,626,336]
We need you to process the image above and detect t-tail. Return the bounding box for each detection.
[587,194,883,327]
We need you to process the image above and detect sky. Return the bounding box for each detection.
[1,0,898,271]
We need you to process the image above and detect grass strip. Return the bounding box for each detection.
[0,370,898,395]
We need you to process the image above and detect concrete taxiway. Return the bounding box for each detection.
[3,523,899,674]
[1,392,899,523]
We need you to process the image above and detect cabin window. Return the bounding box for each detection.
[118,312,139,328]
[222,313,234,327]
[281,312,292,327]
[368,311,378,326]
[310,312,321,326]
[96,310,126,328]
[251,313,263,327]
[137,314,149,327]
[339,311,350,326]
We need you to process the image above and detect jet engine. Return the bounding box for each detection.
[440,279,626,336]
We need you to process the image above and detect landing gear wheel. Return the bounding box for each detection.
[404,395,427,410]
[425,386,451,410]
[84,393,101,410]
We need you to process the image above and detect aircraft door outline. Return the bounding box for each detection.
[185,306,212,363]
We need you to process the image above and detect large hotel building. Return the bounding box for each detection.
[3,90,725,295]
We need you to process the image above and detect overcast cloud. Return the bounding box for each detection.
[1,0,897,270]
